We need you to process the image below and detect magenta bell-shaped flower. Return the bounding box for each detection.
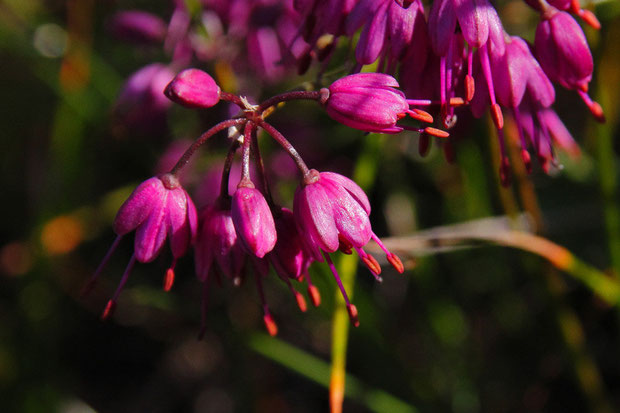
[231,182,277,259]
[294,170,404,326]
[194,199,246,284]
[86,173,197,320]
[114,174,197,263]
[324,73,415,134]
[108,10,167,44]
[535,10,592,93]
[164,68,221,109]
[535,10,603,121]
[270,207,314,281]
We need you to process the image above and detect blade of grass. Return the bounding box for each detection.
[248,333,418,413]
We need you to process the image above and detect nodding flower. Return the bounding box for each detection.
[323,73,440,136]
[85,173,197,319]
[294,170,404,327]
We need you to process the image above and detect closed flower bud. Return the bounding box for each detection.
[164,68,221,109]
[231,186,277,258]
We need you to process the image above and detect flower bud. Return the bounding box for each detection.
[231,186,277,258]
[164,68,221,109]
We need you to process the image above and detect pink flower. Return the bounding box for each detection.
[108,10,167,45]
[194,199,245,284]
[294,170,404,326]
[164,68,221,109]
[87,173,197,319]
[535,10,604,121]
[324,73,431,134]
[231,185,277,258]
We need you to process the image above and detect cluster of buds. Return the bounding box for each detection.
[88,71,439,335]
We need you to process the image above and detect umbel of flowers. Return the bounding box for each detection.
[98,0,604,335]
[88,70,441,335]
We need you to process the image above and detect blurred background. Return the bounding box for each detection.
[1,0,620,412]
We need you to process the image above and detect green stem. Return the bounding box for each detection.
[329,133,385,413]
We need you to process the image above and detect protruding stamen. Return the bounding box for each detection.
[279,271,308,313]
[521,149,532,174]
[449,97,466,106]
[418,133,431,157]
[323,251,358,325]
[100,254,136,321]
[254,270,277,335]
[387,253,405,273]
[577,89,605,123]
[491,104,504,130]
[163,259,176,292]
[425,127,450,138]
[295,291,308,312]
[499,157,512,187]
[347,304,360,327]
[263,313,278,336]
[465,75,475,102]
[308,285,321,307]
[355,247,382,281]
[101,300,116,321]
[370,233,405,274]
[579,9,601,30]
[408,109,434,124]
[82,235,123,296]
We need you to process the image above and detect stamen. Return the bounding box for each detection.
[370,233,405,274]
[354,247,382,281]
[499,156,512,187]
[521,149,532,174]
[465,75,475,103]
[254,270,278,335]
[101,254,136,320]
[408,109,434,124]
[347,304,360,327]
[163,258,177,292]
[479,45,503,129]
[424,127,450,138]
[577,89,605,123]
[82,235,123,296]
[263,313,279,336]
[279,272,308,312]
[308,285,321,307]
[491,104,504,130]
[305,272,321,307]
[466,48,475,102]
[579,9,601,30]
[323,252,359,327]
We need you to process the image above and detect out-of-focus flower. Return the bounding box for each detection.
[535,9,604,121]
[346,0,425,66]
[108,10,167,45]
[114,63,175,133]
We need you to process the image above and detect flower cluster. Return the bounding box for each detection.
[89,71,421,335]
[98,0,604,334]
